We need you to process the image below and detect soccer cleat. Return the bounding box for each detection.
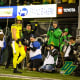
[13,68,22,73]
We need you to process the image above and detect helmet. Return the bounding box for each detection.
[64,28,68,32]
[50,42,54,46]
[16,16,22,21]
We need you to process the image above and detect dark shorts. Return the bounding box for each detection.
[29,59,42,69]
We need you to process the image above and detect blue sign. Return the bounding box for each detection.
[0,4,57,19]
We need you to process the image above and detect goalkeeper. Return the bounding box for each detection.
[11,16,26,73]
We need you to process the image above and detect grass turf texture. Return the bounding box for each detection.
[0,77,30,80]
[0,66,80,80]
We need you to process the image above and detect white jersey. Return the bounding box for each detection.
[29,42,41,58]
[43,49,58,65]
[64,45,71,57]
[0,29,4,48]
[0,37,5,48]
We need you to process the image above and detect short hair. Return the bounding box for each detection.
[26,24,31,26]
[30,34,36,38]
[53,21,58,24]
[70,36,76,41]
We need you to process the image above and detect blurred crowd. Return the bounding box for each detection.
[0,16,80,75]
[0,0,79,6]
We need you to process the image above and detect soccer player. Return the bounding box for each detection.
[11,16,26,73]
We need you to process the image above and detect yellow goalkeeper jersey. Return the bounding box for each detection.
[11,24,22,39]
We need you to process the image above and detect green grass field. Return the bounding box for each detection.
[0,66,80,80]
[0,77,30,80]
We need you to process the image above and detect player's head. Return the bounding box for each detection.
[47,42,54,50]
[69,36,76,44]
[15,16,22,24]
[0,29,4,40]
[53,21,58,28]
[30,34,36,42]
[26,24,32,31]
[63,28,68,35]
[50,42,54,50]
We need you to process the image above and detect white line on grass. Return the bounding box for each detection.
[0,74,60,80]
